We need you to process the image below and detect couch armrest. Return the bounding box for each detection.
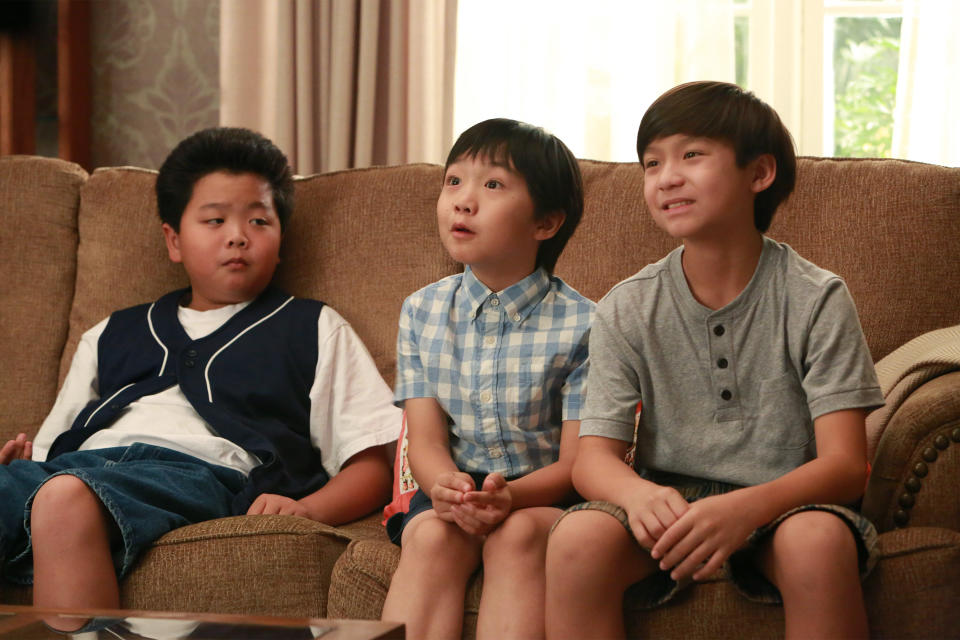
[862,371,960,532]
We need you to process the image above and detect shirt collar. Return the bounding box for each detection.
[462,266,552,325]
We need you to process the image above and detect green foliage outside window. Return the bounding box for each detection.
[832,17,902,158]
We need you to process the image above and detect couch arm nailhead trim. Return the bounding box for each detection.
[893,427,960,528]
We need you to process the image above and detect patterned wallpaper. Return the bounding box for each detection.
[91,0,220,169]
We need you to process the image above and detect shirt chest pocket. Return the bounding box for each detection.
[752,373,814,450]
[504,353,564,429]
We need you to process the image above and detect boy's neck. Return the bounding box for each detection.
[680,232,764,311]
[470,263,539,294]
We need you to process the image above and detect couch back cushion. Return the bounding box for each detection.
[60,157,958,408]
[61,164,457,390]
[563,158,960,363]
[0,157,86,443]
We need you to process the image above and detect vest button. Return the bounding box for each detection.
[185,359,196,368]
[720,389,732,401]
[186,349,199,358]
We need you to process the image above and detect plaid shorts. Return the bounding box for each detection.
[552,480,878,608]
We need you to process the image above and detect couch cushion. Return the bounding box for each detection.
[0,156,86,443]
[328,526,959,639]
[566,158,960,364]
[61,167,186,380]
[281,164,458,388]
[119,514,353,617]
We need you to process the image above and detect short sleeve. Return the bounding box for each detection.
[394,294,431,403]
[578,298,644,442]
[309,307,402,478]
[560,329,590,420]
[802,279,885,419]
[32,318,108,461]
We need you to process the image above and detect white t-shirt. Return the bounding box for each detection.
[33,301,401,479]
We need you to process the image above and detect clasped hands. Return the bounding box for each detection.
[431,471,511,537]
[628,486,756,582]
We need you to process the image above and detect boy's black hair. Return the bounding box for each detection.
[445,118,583,274]
[156,127,294,231]
[636,81,796,232]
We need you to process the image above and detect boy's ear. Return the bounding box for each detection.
[162,223,184,263]
[534,210,566,241]
[750,154,777,193]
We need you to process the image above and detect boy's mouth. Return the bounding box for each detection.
[450,223,475,236]
[223,257,249,268]
[663,199,694,211]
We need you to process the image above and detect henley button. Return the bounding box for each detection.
[717,358,728,369]
[480,391,492,403]
[185,359,196,368]
[484,336,496,347]
[186,349,198,358]
[714,325,725,336]
[490,298,500,307]
[720,389,732,401]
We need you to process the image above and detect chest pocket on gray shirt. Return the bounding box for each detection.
[753,373,814,450]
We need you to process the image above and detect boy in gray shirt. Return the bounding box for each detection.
[545,81,884,640]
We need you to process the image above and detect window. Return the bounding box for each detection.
[453,0,907,161]
[736,0,903,157]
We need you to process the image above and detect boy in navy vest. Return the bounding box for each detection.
[0,127,399,631]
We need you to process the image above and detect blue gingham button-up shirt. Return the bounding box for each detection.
[395,266,595,477]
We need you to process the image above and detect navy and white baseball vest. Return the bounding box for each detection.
[48,286,329,513]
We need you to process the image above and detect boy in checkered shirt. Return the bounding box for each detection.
[381,118,595,639]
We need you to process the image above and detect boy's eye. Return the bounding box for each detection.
[683,151,701,159]
[205,218,224,225]
[446,175,460,186]
[251,218,269,226]
[643,159,659,170]
[484,179,502,189]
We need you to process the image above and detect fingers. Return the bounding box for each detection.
[0,434,31,465]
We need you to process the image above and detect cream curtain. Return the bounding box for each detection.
[452,0,735,162]
[221,0,457,174]
[892,0,960,167]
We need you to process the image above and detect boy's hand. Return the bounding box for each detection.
[430,471,476,521]
[454,472,512,537]
[625,484,690,550]
[247,493,311,519]
[0,433,33,464]
[651,491,756,582]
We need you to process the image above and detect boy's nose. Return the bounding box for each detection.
[226,226,248,247]
[658,163,684,189]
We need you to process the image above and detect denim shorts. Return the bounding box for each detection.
[0,443,248,585]
[552,477,878,608]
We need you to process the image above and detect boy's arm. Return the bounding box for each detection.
[574,434,690,550]
[501,418,580,509]
[653,407,869,581]
[405,396,475,512]
[31,319,106,461]
[248,445,394,524]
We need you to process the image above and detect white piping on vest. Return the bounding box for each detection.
[147,301,169,375]
[83,383,135,428]
[203,296,295,403]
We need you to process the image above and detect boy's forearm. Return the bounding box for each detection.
[298,446,393,525]
[408,442,461,492]
[507,461,577,509]
[572,436,655,506]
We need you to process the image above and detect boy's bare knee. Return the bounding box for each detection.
[484,510,544,559]
[772,511,855,559]
[32,475,101,529]
[765,511,859,592]
[404,517,476,566]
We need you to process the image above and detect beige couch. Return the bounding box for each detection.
[1,154,958,638]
